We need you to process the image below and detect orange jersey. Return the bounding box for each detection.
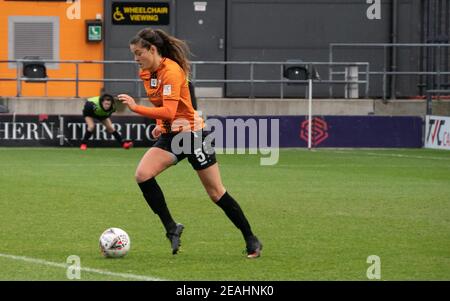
[134,58,204,133]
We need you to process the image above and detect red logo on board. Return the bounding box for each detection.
[300,117,329,146]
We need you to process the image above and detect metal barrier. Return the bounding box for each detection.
[329,43,450,100]
[0,59,141,98]
[0,59,369,98]
[191,61,369,99]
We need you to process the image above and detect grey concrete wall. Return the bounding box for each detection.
[373,99,450,116]
[0,97,86,115]
[2,97,449,117]
[197,98,375,116]
[0,97,144,115]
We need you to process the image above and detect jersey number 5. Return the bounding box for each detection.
[194,148,206,163]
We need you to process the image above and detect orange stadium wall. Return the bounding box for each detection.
[0,0,104,97]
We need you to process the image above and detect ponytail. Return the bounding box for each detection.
[130,28,191,75]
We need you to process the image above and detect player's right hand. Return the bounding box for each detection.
[117,94,137,111]
[152,125,162,139]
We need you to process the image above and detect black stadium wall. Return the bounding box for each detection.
[0,115,156,147]
[104,0,422,98]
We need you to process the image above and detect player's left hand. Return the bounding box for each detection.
[118,94,137,111]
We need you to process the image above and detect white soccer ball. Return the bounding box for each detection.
[99,227,131,258]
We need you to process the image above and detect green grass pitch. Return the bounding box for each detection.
[0,147,449,280]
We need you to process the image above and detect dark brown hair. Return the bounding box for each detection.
[130,28,190,74]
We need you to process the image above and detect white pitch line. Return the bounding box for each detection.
[321,150,450,161]
[0,253,165,281]
[0,163,136,167]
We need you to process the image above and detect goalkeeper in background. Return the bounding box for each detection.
[80,93,133,150]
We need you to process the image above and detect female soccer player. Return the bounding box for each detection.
[118,28,262,258]
[80,93,133,150]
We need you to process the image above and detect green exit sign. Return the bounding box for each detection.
[86,20,102,42]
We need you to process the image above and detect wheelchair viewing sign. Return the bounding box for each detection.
[112,2,170,25]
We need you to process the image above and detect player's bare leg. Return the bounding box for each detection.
[196,163,226,202]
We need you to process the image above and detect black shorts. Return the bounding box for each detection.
[82,101,110,121]
[153,130,217,170]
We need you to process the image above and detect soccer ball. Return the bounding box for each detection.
[99,227,131,258]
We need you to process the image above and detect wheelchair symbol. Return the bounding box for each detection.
[113,7,125,22]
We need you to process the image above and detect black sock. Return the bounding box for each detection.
[112,131,123,144]
[138,178,176,233]
[216,191,254,239]
[82,130,93,144]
